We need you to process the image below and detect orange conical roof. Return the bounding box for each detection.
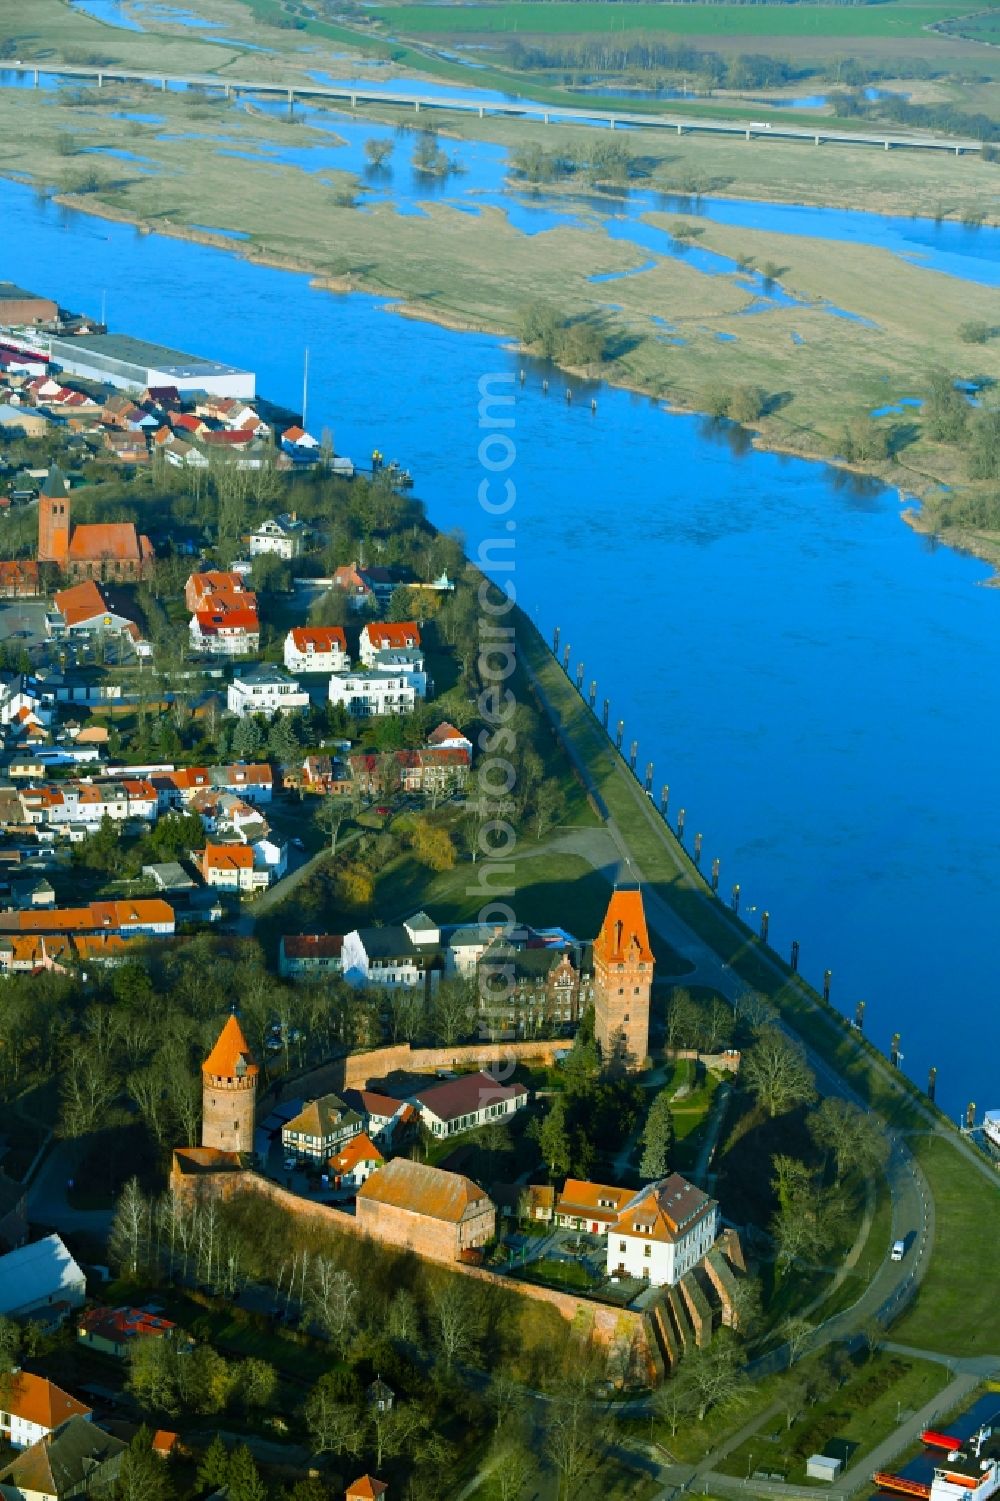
[593,888,654,965]
[203,1014,258,1079]
[347,1479,388,1501]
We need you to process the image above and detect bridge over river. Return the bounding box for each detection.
[2,61,984,155]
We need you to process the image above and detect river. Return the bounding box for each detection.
[3,92,999,1120]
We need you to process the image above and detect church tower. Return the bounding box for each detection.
[593,888,654,1073]
[38,476,70,568]
[201,1015,258,1155]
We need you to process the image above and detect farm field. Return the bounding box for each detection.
[368,1,983,38]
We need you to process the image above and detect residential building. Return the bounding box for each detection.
[248,513,308,559]
[476,938,591,1036]
[607,1175,720,1287]
[0,1415,126,1500]
[197,842,256,892]
[359,622,421,666]
[202,1015,258,1156]
[329,1132,384,1190]
[0,1170,27,1251]
[185,571,256,616]
[284,626,350,676]
[228,666,309,720]
[19,778,158,831]
[0,1234,86,1320]
[554,1180,634,1234]
[394,746,469,795]
[593,888,653,1073]
[154,762,273,809]
[328,670,417,719]
[280,424,319,456]
[301,754,352,795]
[347,1479,388,1501]
[0,900,173,939]
[0,560,40,598]
[340,1089,417,1150]
[278,933,343,981]
[426,721,473,755]
[371,648,427,697]
[189,607,260,657]
[341,912,442,991]
[0,1374,91,1450]
[282,1093,362,1163]
[331,563,376,612]
[356,1158,495,1263]
[77,1306,178,1361]
[411,1071,528,1139]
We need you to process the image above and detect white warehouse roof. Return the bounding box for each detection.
[0,1234,85,1315]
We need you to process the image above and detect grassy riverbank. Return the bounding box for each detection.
[516,607,1000,1354]
[2,60,998,559]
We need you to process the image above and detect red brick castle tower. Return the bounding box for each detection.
[38,485,70,568]
[593,888,654,1073]
[201,1015,258,1155]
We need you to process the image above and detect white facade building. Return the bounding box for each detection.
[284,626,350,676]
[227,667,310,719]
[341,912,441,989]
[0,1235,86,1321]
[0,1374,91,1450]
[328,670,417,718]
[606,1175,719,1288]
[248,513,308,560]
[371,648,428,698]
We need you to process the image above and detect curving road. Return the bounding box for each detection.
[0,62,984,155]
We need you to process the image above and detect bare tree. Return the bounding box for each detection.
[431,1278,478,1371]
[303,1257,358,1352]
[304,1375,362,1458]
[743,1027,816,1118]
[780,1317,815,1367]
[108,1177,150,1278]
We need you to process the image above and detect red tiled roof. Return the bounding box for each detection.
[363,622,421,650]
[329,1131,383,1176]
[593,889,653,966]
[68,522,144,563]
[347,1478,388,1501]
[195,608,259,634]
[413,1070,526,1124]
[53,580,123,629]
[203,1014,257,1079]
[289,626,347,653]
[282,933,343,960]
[357,1157,489,1224]
[202,842,253,870]
[2,1372,90,1430]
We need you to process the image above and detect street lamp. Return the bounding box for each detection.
[746,1453,754,1483]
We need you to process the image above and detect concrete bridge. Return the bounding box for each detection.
[0,61,985,155]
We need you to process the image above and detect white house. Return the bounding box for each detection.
[0,1235,86,1321]
[0,1373,91,1450]
[341,1088,414,1149]
[371,648,428,698]
[251,837,287,883]
[412,1071,528,1139]
[227,666,310,719]
[359,621,421,667]
[189,607,260,657]
[328,670,417,718]
[341,911,441,990]
[284,625,350,676]
[606,1174,719,1288]
[282,1093,363,1163]
[329,1131,384,1189]
[248,513,308,560]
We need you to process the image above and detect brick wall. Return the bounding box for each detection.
[202,1076,256,1155]
[177,1168,657,1382]
[276,1039,569,1103]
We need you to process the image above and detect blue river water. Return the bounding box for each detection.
[2,93,999,1117]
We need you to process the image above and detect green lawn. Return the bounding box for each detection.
[717,1352,950,1483]
[375,846,694,972]
[370,1,974,37]
[517,1255,596,1290]
[891,1135,1000,1354]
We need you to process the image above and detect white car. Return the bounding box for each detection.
[890,1238,906,1262]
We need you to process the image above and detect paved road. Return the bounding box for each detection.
[0,62,984,155]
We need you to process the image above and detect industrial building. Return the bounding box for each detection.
[0,281,59,326]
[12,331,254,398]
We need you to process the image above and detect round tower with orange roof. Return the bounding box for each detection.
[201,1014,258,1155]
[593,887,654,1073]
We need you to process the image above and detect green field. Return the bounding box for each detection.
[370,1,978,37]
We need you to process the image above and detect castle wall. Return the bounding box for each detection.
[201,1075,256,1155]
